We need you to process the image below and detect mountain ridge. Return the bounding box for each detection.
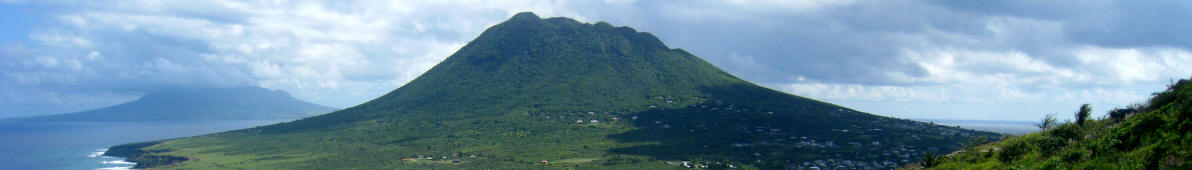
[8,86,336,121]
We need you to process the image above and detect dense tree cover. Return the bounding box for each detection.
[108,12,993,169]
[919,77,1192,169]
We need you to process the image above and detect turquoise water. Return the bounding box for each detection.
[0,119,290,170]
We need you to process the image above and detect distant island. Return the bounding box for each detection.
[6,86,337,122]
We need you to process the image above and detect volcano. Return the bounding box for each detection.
[106,12,996,169]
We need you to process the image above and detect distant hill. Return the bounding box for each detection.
[918,78,1192,169]
[9,86,336,121]
[106,12,997,169]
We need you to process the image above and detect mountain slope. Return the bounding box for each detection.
[107,12,996,169]
[921,78,1192,169]
[10,86,336,121]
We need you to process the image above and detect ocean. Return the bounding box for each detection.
[917,119,1039,135]
[0,119,291,170]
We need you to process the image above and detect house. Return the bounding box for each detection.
[541,160,549,165]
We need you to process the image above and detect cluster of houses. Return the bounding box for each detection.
[401,152,477,164]
[527,95,984,169]
[664,158,899,169]
[793,158,900,169]
[664,160,737,169]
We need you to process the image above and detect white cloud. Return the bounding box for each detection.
[3,0,1190,121]
[1074,46,1192,84]
[3,0,605,109]
[777,83,951,103]
[763,10,1192,120]
[725,0,857,10]
[86,51,101,60]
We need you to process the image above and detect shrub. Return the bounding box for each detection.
[1049,124,1083,141]
[1076,104,1092,126]
[1035,136,1067,157]
[920,152,942,168]
[964,136,991,150]
[1037,114,1058,130]
[1059,148,1087,163]
[1108,104,1143,122]
[999,141,1030,163]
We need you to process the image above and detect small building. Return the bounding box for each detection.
[590,119,600,123]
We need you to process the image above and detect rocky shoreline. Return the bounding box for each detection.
[102,141,188,169]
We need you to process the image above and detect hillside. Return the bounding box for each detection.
[106,12,997,169]
[918,78,1192,169]
[8,86,336,121]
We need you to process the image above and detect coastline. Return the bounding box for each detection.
[103,140,188,169]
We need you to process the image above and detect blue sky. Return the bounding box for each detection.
[1,0,1189,121]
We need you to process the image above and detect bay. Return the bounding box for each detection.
[0,119,290,170]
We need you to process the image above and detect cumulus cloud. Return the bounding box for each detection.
[567,0,1191,120]
[1,0,1189,121]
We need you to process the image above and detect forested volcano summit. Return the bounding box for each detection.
[107,12,996,169]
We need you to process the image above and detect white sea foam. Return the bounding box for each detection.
[88,149,108,158]
[101,160,136,165]
[96,149,134,170]
[95,166,133,170]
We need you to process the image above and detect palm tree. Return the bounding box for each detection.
[1075,104,1091,126]
[1037,114,1057,130]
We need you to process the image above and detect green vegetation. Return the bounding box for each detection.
[107,12,994,169]
[1037,114,1058,130]
[1075,104,1092,127]
[917,77,1192,169]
